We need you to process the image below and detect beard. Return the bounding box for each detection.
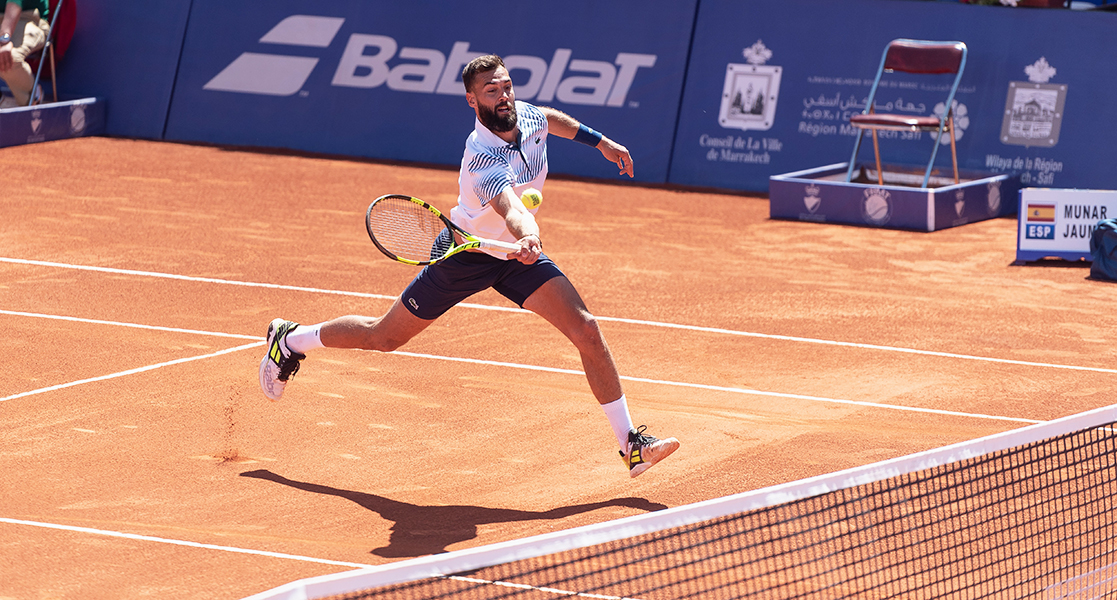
[477,100,518,133]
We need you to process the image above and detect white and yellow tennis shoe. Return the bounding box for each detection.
[259,318,305,401]
[621,426,680,478]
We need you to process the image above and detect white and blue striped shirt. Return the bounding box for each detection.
[451,101,549,258]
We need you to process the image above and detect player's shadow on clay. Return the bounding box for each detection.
[240,469,667,558]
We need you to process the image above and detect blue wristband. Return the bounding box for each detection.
[573,124,603,147]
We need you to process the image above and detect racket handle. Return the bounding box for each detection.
[480,239,524,254]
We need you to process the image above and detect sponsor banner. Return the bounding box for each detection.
[0,97,105,148]
[770,163,1018,231]
[164,0,696,184]
[671,0,1117,192]
[55,0,190,139]
[1017,188,1117,262]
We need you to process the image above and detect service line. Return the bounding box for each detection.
[3,257,1114,376]
[4,310,1038,424]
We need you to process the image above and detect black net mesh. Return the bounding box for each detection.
[323,423,1117,600]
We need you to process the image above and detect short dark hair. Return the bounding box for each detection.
[462,54,506,93]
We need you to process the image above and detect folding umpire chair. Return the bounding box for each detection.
[845,39,968,189]
[29,0,76,105]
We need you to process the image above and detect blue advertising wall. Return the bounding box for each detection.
[670,0,1117,192]
[53,0,1117,193]
[162,0,696,185]
[55,1,189,139]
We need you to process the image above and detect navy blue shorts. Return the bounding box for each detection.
[401,251,565,320]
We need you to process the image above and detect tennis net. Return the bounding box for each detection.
[245,404,1117,600]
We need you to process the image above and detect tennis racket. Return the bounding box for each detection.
[365,194,521,266]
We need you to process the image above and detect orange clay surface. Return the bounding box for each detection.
[2,137,1115,599]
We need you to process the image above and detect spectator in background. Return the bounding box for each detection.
[0,0,48,108]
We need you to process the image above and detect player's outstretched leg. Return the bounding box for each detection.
[259,318,306,401]
[621,425,680,478]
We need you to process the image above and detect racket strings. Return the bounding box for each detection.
[367,197,450,263]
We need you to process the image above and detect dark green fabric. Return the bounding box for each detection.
[1089,219,1117,281]
[6,0,48,21]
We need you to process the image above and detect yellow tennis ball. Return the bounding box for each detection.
[521,188,543,210]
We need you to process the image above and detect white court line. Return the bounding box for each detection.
[3,256,1115,375]
[394,351,1041,425]
[3,310,1038,424]
[0,257,397,300]
[0,282,1053,587]
[0,517,374,569]
[1,516,626,600]
[0,340,264,402]
[598,316,1117,376]
[0,309,260,340]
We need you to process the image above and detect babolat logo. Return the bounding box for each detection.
[205,15,656,107]
[205,15,345,96]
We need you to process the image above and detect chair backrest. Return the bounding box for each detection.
[846,39,969,187]
[883,40,965,75]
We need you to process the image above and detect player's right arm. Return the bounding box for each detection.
[489,188,542,264]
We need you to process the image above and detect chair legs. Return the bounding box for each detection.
[846,130,865,183]
[870,129,884,186]
[847,121,959,187]
[918,113,960,188]
[844,124,887,185]
[948,115,958,185]
[851,120,960,188]
[30,44,56,106]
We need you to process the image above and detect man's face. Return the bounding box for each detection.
[468,67,517,133]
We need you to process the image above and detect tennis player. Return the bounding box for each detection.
[260,54,678,478]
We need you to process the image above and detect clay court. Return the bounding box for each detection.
[3,136,1114,599]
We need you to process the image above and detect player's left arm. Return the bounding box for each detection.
[539,106,634,178]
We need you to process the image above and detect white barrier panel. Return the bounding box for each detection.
[1016,188,1117,262]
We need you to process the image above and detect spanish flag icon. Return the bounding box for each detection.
[1026,204,1055,222]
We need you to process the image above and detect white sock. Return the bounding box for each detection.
[601,395,635,451]
[285,323,325,354]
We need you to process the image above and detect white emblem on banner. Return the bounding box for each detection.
[1001,57,1067,148]
[987,180,1002,216]
[803,183,821,213]
[862,188,892,225]
[718,40,781,132]
[70,104,87,135]
[932,100,969,146]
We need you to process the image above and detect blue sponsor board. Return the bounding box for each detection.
[46,0,1117,195]
[769,163,1019,232]
[670,0,1117,193]
[163,0,696,184]
[0,97,105,148]
[55,1,189,139]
